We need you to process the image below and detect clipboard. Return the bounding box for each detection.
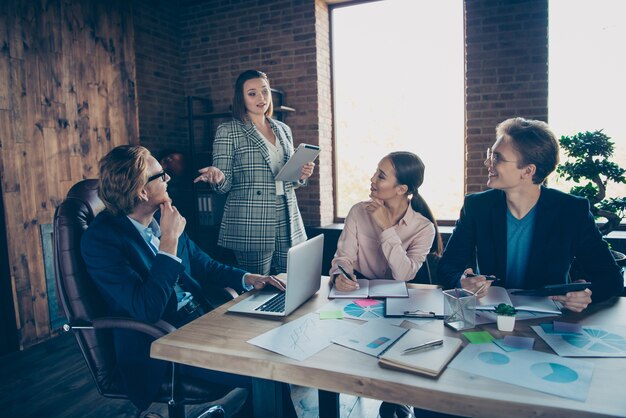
[275,143,320,182]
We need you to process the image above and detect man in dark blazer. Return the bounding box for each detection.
[81,145,291,413]
[438,117,623,312]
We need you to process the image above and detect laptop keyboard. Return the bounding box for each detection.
[255,292,286,313]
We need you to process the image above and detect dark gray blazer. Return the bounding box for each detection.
[437,187,623,303]
[212,118,307,252]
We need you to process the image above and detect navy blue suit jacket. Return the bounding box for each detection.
[437,187,622,303]
[81,210,247,409]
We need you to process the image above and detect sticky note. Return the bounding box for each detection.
[354,299,381,308]
[539,322,580,335]
[319,310,343,320]
[553,321,583,334]
[462,331,494,344]
[502,335,535,349]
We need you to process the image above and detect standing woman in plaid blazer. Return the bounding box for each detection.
[194,70,314,275]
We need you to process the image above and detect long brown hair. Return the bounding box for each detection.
[231,70,273,122]
[387,151,443,256]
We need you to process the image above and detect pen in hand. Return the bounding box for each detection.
[466,273,499,282]
[402,339,444,354]
[337,265,357,283]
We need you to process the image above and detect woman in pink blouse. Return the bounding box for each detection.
[330,151,442,292]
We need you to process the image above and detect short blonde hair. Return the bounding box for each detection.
[98,145,151,215]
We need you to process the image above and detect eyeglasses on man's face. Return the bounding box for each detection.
[485,147,518,166]
[146,170,167,184]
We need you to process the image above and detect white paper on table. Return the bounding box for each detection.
[332,321,408,357]
[449,344,594,401]
[366,317,405,327]
[247,312,357,361]
[532,324,626,357]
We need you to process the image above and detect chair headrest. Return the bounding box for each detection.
[65,179,105,220]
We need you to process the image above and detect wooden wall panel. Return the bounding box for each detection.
[0,10,8,111]
[1,0,138,349]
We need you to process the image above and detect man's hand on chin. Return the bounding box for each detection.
[158,201,185,255]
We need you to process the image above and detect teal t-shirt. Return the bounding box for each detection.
[506,205,537,289]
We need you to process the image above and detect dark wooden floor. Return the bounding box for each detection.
[0,332,160,418]
[0,332,382,418]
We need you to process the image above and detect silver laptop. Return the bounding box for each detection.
[227,234,324,317]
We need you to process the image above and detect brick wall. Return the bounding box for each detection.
[178,0,332,227]
[133,0,188,156]
[464,0,549,194]
[131,0,551,222]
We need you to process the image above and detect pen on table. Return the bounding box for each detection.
[402,339,444,354]
[337,265,357,283]
[403,310,445,319]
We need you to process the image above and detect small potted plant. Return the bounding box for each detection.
[494,303,517,332]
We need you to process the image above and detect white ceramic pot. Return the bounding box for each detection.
[497,315,516,332]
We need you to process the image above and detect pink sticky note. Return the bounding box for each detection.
[354,299,380,308]
[553,321,583,334]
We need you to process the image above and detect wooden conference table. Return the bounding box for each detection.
[151,278,626,418]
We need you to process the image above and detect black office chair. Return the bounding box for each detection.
[53,179,246,418]
[412,254,437,285]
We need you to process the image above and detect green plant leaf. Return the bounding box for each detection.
[557,129,625,234]
[494,303,517,316]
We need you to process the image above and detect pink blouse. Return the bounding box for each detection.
[330,201,435,281]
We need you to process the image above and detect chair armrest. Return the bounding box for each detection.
[222,287,239,300]
[65,317,176,339]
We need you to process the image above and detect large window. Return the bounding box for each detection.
[548,0,626,211]
[331,0,464,221]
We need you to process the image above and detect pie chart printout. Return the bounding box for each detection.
[343,301,384,318]
[562,328,626,353]
[477,351,510,365]
[533,324,626,357]
[530,362,578,383]
[450,344,593,402]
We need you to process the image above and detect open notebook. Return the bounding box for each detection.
[378,328,463,377]
[329,279,408,299]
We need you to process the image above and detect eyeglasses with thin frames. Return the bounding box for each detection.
[486,147,518,165]
[146,170,167,184]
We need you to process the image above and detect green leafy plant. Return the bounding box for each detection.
[494,303,517,316]
[557,130,626,235]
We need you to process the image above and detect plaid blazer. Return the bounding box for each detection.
[212,118,307,252]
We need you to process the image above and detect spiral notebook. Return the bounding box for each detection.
[378,328,463,377]
[329,279,408,299]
